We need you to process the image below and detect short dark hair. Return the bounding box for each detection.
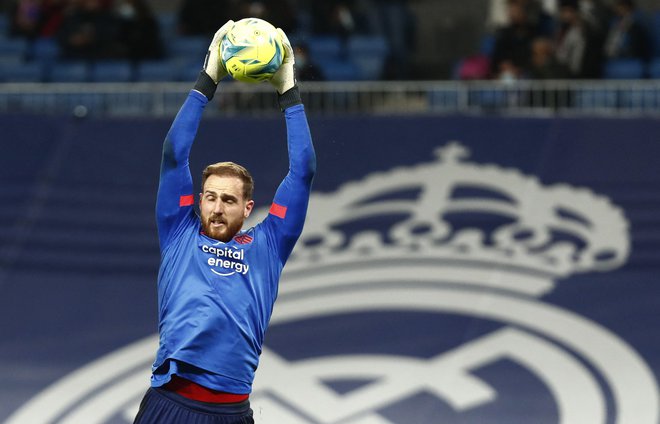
[201,162,254,200]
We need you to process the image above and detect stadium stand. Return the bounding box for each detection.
[136,60,180,82]
[649,58,660,78]
[603,58,647,79]
[0,61,43,82]
[0,37,28,61]
[29,37,60,64]
[652,11,660,58]
[48,61,90,83]
[90,61,134,83]
[348,35,389,80]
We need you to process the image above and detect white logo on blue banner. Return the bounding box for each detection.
[6,143,658,424]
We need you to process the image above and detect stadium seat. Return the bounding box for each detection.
[0,62,44,82]
[316,58,360,81]
[648,58,660,79]
[348,36,388,57]
[175,57,205,82]
[0,38,28,58]
[602,59,645,79]
[90,61,134,82]
[29,37,60,64]
[347,36,388,80]
[168,36,208,61]
[48,61,90,82]
[136,60,179,82]
[0,54,23,66]
[306,36,343,63]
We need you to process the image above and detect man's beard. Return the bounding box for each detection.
[201,214,244,242]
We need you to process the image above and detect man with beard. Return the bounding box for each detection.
[133,20,316,424]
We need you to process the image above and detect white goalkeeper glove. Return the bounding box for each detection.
[203,20,234,84]
[269,28,296,94]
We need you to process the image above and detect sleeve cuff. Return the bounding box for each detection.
[193,71,218,101]
[278,86,302,112]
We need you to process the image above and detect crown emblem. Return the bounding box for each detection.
[281,142,629,293]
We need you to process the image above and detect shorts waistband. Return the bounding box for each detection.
[162,375,249,404]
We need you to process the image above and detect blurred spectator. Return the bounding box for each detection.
[487,0,554,34]
[525,0,555,36]
[7,0,41,38]
[491,0,543,81]
[457,54,491,80]
[371,0,416,80]
[115,0,163,60]
[7,0,68,39]
[177,0,238,37]
[579,0,612,38]
[39,0,67,37]
[528,36,571,78]
[603,0,651,61]
[310,1,366,38]
[235,0,298,34]
[57,0,123,60]
[488,0,512,29]
[178,0,298,36]
[294,43,325,81]
[554,0,603,78]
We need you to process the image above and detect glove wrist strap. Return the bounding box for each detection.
[277,86,302,111]
[194,71,218,101]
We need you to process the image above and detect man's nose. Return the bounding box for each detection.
[213,202,224,214]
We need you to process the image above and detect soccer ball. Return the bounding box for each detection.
[220,18,284,83]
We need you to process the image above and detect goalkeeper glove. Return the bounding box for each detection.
[195,20,234,100]
[269,28,296,95]
[204,20,234,83]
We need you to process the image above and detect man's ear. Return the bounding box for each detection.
[244,200,255,218]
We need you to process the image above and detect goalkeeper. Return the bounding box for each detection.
[133,21,316,424]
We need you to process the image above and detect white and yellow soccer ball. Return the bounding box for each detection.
[220,18,284,83]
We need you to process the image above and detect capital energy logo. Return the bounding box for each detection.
[200,242,249,276]
[6,143,658,424]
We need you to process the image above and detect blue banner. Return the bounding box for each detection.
[1,111,658,423]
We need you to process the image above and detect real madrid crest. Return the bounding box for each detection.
[7,143,658,424]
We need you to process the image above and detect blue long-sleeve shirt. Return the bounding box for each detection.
[151,89,315,394]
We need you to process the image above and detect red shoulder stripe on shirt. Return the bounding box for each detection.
[179,194,194,207]
[269,202,288,219]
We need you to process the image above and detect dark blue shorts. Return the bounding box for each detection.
[133,387,254,424]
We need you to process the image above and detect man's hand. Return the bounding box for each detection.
[203,20,234,84]
[270,28,296,94]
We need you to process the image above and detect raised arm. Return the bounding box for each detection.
[156,22,233,248]
[265,29,317,263]
[266,93,316,263]
[155,91,207,248]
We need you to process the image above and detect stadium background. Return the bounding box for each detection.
[1,1,660,423]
